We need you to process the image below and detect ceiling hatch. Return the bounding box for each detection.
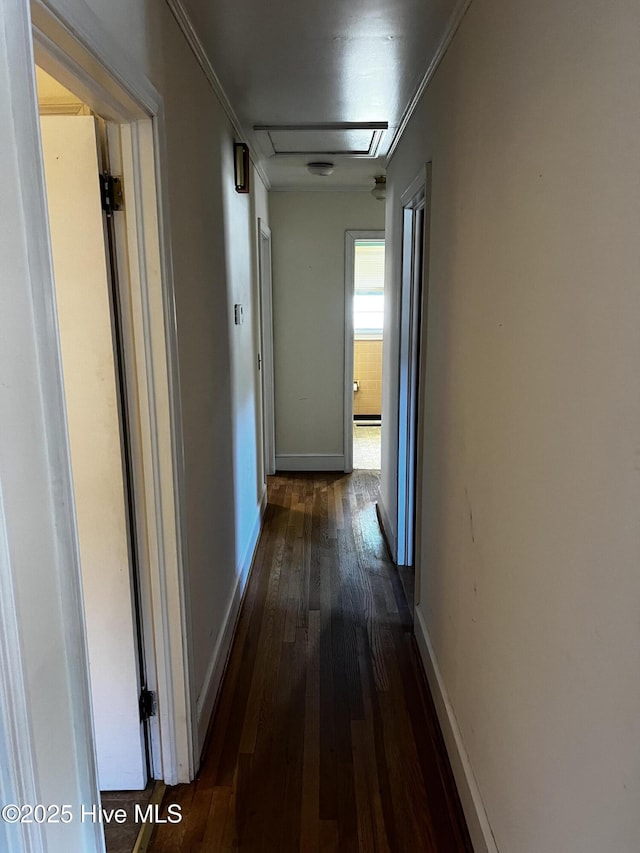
[254,123,388,158]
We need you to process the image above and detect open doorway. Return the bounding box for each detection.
[32,56,180,850]
[345,231,385,471]
[36,66,151,794]
[22,8,192,844]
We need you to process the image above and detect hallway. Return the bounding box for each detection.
[149,473,471,852]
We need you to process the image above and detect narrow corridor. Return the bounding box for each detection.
[149,473,471,852]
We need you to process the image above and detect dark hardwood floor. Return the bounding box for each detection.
[149,472,471,852]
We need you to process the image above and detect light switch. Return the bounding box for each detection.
[234,304,244,325]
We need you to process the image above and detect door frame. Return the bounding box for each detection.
[31,0,194,786]
[396,165,432,577]
[344,229,386,473]
[257,219,276,477]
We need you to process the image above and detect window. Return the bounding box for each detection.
[353,240,384,339]
[354,292,384,335]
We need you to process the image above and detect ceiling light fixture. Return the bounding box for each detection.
[307,161,334,177]
[371,175,386,201]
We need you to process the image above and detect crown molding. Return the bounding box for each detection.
[165,0,271,190]
[386,0,473,163]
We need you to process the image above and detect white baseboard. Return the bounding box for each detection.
[376,495,397,562]
[194,488,267,754]
[275,453,345,472]
[414,606,498,853]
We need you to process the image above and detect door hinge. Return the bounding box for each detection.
[100,172,124,216]
[139,688,156,722]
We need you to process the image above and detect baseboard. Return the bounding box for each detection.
[414,606,498,853]
[194,487,267,754]
[276,453,345,472]
[376,496,397,563]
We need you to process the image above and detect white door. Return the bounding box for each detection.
[40,115,147,790]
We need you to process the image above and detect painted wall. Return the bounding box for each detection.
[382,0,640,850]
[270,191,384,469]
[146,3,269,752]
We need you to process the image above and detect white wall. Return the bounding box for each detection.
[382,0,640,850]
[270,191,384,469]
[144,2,270,753]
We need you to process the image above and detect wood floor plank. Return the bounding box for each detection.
[297,493,313,630]
[300,610,321,853]
[284,535,304,644]
[220,779,238,850]
[200,786,231,850]
[211,493,290,787]
[307,480,326,612]
[278,627,307,851]
[319,819,339,853]
[238,526,286,755]
[327,477,337,541]
[257,630,295,849]
[356,627,399,852]
[148,472,471,853]
[318,516,338,821]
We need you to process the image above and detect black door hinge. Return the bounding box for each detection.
[139,688,157,722]
[100,172,124,216]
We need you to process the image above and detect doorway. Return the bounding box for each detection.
[36,67,151,793]
[2,11,195,850]
[345,230,385,471]
[396,166,431,581]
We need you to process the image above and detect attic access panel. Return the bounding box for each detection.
[254,123,388,158]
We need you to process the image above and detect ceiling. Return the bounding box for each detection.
[176,0,465,190]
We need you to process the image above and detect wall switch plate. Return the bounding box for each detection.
[234,304,244,325]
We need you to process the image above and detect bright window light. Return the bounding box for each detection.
[354,293,384,334]
[354,241,384,339]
